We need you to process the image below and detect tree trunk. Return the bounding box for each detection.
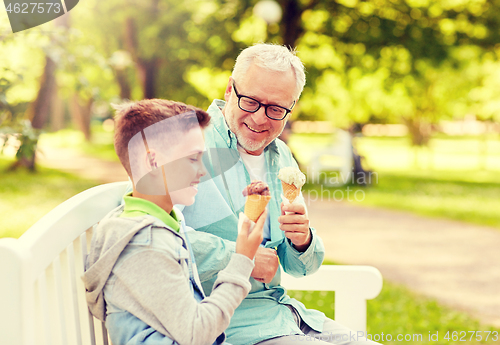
[71,95,93,141]
[50,89,65,131]
[125,17,158,99]
[8,154,36,171]
[10,55,56,171]
[278,0,321,47]
[404,116,431,147]
[30,57,57,129]
[10,14,70,171]
[279,0,304,48]
[114,68,132,100]
[137,58,158,99]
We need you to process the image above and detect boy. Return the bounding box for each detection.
[83,99,266,345]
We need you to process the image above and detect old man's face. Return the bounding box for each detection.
[223,63,297,156]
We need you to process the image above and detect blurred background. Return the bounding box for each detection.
[1,0,500,343]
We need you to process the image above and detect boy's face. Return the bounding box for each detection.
[163,127,206,206]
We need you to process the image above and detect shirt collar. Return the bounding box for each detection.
[121,194,180,232]
[209,99,236,149]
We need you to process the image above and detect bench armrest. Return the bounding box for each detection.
[282,265,383,334]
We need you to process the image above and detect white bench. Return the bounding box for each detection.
[0,181,382,345]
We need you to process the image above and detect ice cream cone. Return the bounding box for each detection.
[244,194,271,222]
[281,181,300,203]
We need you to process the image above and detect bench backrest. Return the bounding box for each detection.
[0,182,129,345]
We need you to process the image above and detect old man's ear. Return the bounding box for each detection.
[224,77,235,102]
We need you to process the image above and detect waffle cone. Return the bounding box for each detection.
[281,181,300,203]
[244,194,271,222]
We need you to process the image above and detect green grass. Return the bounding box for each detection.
[290,134,500,230]
[288,133,500,172]
[289,264,499,344]
[355,135,500,172]
[0,156,98,239]
[303,171,500,229]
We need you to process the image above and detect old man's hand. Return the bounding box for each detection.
[278,202,311,252]
[251,247,279,283]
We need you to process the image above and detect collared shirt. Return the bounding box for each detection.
[121,194,180,232]
[182,99,326,345]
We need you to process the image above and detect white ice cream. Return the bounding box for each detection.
[277,167,306,188]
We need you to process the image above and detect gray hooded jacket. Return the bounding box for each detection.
[82,205,254,345]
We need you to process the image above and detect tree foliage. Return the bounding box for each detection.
[267,0,500,144]
[2,0,500,163]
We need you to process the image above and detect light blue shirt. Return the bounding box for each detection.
[181,100,326,345]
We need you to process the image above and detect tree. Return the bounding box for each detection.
[0,65,39,171]
[69,0,252,107]
[0,28,46,171]
[273,0,499,145]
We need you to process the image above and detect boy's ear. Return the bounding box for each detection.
[146,149,158,172]
[224,77,234,102]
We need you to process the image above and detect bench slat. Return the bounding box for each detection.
[53,255,69,345]
[68,240,84,345]
[37,271,52,345]
[80,231,98,345]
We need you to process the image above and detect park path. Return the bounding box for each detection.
[37,144,500,328]
[37,145,129,183]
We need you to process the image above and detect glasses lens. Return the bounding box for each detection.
[239,97,260,112]
[267,106,287,119]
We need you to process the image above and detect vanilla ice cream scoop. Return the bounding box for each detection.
[277,167,306,189]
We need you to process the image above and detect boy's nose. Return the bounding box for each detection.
[198,161,208,178]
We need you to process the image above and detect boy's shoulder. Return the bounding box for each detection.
[88,206,185,269]
[92,199,186,244]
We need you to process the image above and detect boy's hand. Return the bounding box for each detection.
[278,202,311,252]
[236,210,267,260]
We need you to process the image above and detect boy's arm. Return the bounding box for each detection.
[188,227,281,285]
[186,214,323,283]
[112,249,253,345]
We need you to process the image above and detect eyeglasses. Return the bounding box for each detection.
[232,83,295,121]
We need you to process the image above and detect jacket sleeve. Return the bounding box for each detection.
[111,247,253,345]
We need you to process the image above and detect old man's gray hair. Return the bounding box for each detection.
[232,43,306,100]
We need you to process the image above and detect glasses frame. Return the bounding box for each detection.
[232,83,295,121]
